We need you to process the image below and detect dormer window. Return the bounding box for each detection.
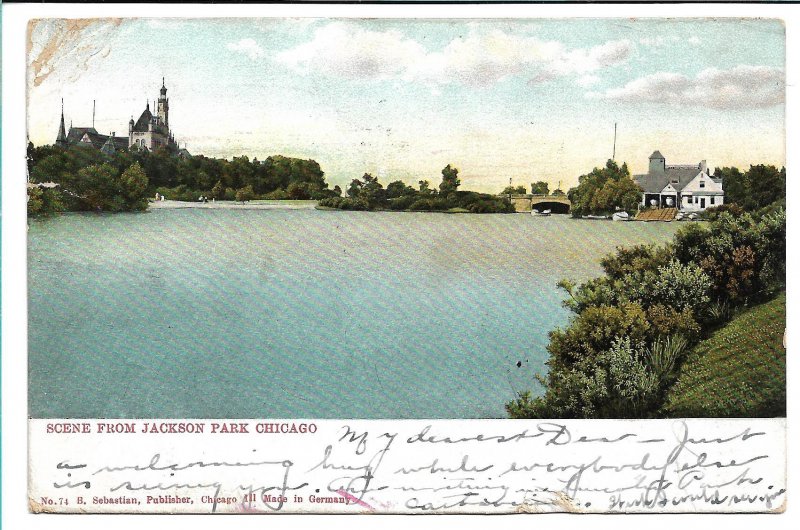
[699,180,705,188]
[671,179,678,184]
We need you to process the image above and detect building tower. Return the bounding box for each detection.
[56,98,68,148]
[157,77,169,127]
[648,150,666,174]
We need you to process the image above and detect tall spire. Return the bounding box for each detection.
[56,98,68,147]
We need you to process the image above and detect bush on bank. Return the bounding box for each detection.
[507,207,786,419]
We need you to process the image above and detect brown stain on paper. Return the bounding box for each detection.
[29,496,57,514]
[27,18,123,87]
[515,491,586,514]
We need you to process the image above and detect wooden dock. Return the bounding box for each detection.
[634,207,677,221]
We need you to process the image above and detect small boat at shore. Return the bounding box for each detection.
[583,214,609,220]
[612,211,630,222]
[531,209,551,216]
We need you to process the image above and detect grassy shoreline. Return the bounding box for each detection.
[661,292,786,418]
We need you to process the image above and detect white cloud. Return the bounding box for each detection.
[226,38,265,60]
[275,22,425,79]
[576,74,600,87]
[639,36,679,47]
[406,30,565,87]
[587,65,784,110]
[276,24,630,88]
[639,35,702,47]
[537,39,631,80]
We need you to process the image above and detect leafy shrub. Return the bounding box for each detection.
[27,187,66,216]
[235,185,256,203]
[558,277,618,314]
[408,198,446,211]
[318,196,369,210]
[600,244,673,281]
[264,188,289,200]
[547,302,650,369]
[700,203,745,221]
[646,304,700,342]
[388,195,418,210]
[508,338,658,419]
[650,260,712,315]
[467,199,514,213]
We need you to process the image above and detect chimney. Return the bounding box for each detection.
[700,159,707,174]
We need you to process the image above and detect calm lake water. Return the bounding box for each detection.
[28,207,681,419]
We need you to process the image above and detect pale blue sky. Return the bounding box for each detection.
[27,18,785,192]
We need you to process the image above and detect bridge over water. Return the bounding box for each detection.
[503,194,571,214]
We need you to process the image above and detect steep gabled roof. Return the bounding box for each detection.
[78,131,107,149]
[633,173,669,194]
[65,127,129,152]
[66,127,99,144]
[133,107,154,132]
[112,136,129,150]
[634,166,701,193]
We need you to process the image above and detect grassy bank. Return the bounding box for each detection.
[661,292,786,417]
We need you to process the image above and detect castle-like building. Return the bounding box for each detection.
[56,78,184,155]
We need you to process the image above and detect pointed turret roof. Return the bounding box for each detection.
[649,150,665,160]
[100,135,116,155]
[160,77,167,96]
[56,99,68,146]
[133,104,154,132]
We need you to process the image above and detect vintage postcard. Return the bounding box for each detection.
[13,4,789,519]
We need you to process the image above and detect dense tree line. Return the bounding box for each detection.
[500,181,550,196]
[567,159,642,217]
[26,143,338,215]
[712,164,785,212]
[507,203,786,419]
[319,164,515,213]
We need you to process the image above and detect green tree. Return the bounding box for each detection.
[347,178,363,198]
[386,180,415,199]
[418,180,434,196]
[714,167,746,206]
[27,186,44,216]
[746,164,785,211]
[119,161,149,210]
[568,159,640,217]
[501,185,527,195]
[77,163,123,211]
[359,173,386,207]
[590,174,641,214]
[235,185,255,203]
[530,181,550,195]
[439,164,460,196]
[211,180,225,200]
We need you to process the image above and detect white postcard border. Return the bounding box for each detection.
[4,2,800,529]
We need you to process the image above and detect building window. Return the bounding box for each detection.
[699,180,705,188]
[695,197,699,204]
[711,197,715,205]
